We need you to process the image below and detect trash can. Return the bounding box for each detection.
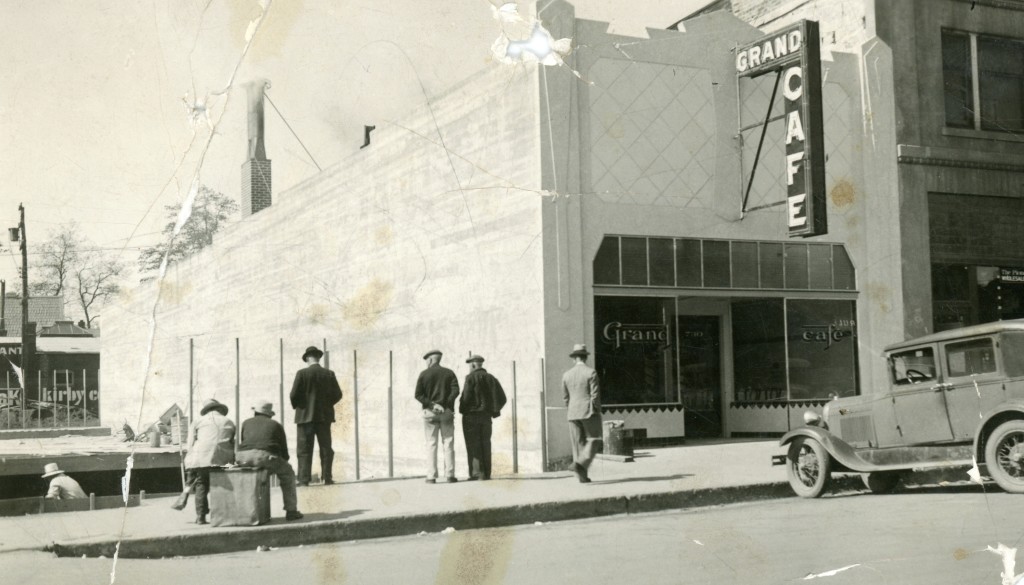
[602,420,634,457]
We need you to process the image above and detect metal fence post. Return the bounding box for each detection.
[353,349,360,481]
[82,369,87,426]
[235,338,240,447]
[37,370,41,429]
[65,369,70,428]
[388,350,393,478]
[512,360,518,474]
[279,339,285,427]
[188,339,194,423]
[539,358,547,472]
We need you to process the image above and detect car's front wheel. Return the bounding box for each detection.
[786,437,832,498]
[986,420,1024,494]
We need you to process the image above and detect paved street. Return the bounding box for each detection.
[5,485,1024,584]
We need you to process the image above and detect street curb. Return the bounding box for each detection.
[47,481,799,559]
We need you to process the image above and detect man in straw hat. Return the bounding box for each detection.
[237,400,304,520]
[459,354,506,481]
[42,462,86,500]
[415,349,460,483]
[184,398,236,524]
[290,345,343,486]
[562,344,602,483]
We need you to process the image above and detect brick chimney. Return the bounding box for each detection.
[241,79,272,217]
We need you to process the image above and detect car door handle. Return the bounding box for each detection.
[932,383,951,392]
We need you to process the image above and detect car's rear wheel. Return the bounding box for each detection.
[863,471,901,494]
[786,437,832,498]
[986,420,1024,494]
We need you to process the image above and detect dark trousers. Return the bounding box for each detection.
[187,467,212,517]
[462,414,493,479]
[296,422,334,483]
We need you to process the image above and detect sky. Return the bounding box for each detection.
[0,0,707,320]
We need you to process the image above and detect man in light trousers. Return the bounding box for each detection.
[414,349,460,483]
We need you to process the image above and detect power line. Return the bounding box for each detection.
[264,90,323,172]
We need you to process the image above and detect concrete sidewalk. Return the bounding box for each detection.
[1,440,791,558]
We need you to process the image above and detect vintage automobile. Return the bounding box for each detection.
[775,320,1024,497]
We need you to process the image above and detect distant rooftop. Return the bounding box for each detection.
[0,296,65,336]
[39,320,95,337]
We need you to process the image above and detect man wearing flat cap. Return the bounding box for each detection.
[562,344,602,483]
[459,355,507,480]
[184,398,236,524]
[237,400,304,520]
[290,345,343,486]
[414,349,460,483]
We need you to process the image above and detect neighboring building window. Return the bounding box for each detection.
[945,338,997,378]
[932,264,1024,331]
[942,30,1024,132]
[943,31,974,128]
[55,370,74,388]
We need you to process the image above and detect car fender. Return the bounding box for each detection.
[779,426,876,473]
[972,402,1024,463]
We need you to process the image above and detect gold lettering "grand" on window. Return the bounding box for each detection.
[601,322,669,349]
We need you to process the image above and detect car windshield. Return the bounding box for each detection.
[890,347,936,385]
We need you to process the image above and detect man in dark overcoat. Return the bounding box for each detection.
[290,345,343,486]
[414,349,460,483]
[459,354,507,480]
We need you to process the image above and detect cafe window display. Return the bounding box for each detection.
[593,296,678,406]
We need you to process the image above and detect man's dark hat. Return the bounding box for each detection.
[200,398,229,416]
[423,349,442,360]
[466,354,485,364]
[302,346,324,361]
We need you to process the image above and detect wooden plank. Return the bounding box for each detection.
[0,451,184,477]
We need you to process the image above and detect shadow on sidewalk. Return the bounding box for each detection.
[592,473,694,485]
[286,509,368,523]
[490,474,574,481]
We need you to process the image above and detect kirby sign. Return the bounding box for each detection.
[737,21,827,237]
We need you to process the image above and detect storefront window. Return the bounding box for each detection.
[932,263,1024,330]
[732,299,787,402]
[786,299,858,400]
[594,296,677,405]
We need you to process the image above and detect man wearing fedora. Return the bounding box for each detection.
[290,345,343,486]
[414,349,460,483]
[562,344,602,483]
[237,400,304,521]
[42,463,86,500]
[459,354,506,481]
[185,398,236,524]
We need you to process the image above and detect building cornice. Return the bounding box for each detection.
[951,0,1024,12]
[897,144,1024,173]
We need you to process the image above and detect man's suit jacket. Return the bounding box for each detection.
[290,363,343,424]
[562,362,601,421]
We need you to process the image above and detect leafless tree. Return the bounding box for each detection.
[74,252,125,328]
[30,223,82,297]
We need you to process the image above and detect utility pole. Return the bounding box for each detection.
[18,204,26,338]
[0,279,6,336]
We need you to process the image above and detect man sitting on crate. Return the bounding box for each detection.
[236,400,304,521]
